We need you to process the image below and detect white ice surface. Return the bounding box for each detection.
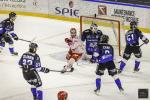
[0,15,150,100]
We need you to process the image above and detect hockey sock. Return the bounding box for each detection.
[9,47,14,54]
[31,88,37,98]
[96,78,101,90]
[119,60,126,71]
[0,43,5,47]
[135,60,140,69]
[37,90,43,100]
[67,58,75,68]
[115,78,123,89]
[9,44,15,54]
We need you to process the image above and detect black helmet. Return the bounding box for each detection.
[9,12,16,18]
[130,21,137,30]
[29,43,38,53]
[100,34,109,43]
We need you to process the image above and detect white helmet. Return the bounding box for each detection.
[70,28,77,38]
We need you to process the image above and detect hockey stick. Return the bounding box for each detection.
[50,69,72,73]
[19,37,37,43]
[139,43,145,47]
[18,38,31,43]
[49,69,63,72]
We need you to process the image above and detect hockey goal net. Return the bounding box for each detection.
[80,15,125,57]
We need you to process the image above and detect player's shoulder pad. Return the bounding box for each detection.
[135,28,142,33]
[24,52,29,55]
[35,54,40,60]
[97,30,102,33]
[99,43,110,46]
[83,29,90,33]
[4,18,10,22]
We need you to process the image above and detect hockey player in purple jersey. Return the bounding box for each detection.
[0,12,19,55]
[118,21,149,73]
[19,43,50,100]
[81,23,103,60]
[90,35,124,95]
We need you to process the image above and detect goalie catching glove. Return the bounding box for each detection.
[40,67,50,73]
[65,38,72,46]
[143,38,149,44]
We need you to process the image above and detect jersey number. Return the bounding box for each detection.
[127,34,134,41]
[105,50,110,55]
[23,59,33,66]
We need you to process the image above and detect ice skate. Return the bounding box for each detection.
[61,66,67,74]
[134,68,140,73]
[70,67,74,72]
[117,69,122,74]
[119,87,125,94]
[33,96,38,100]
[94,89,100,95]
[11,52,18,56]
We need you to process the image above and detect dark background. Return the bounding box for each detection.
[105,0,150,6]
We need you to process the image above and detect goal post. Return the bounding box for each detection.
[80,15,125,57]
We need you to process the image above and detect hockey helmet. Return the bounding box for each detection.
[9,12,16,18]
[29,43,38,53]
[57,91,68,100]
[9,12,16,21]
[70,27,77,38]
[100,34,109,43]
[130,20,138,30]
[90,23,98,32]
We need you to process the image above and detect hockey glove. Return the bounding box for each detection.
[65,38,72,46]
[65,38,72,43]
[11,33,18,40]
[40,67,50,73]
[13,36,18,40]
[143,38,149,44]
[90,58,96,63]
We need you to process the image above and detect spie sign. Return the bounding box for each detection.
[98,5,107,15]
[55,0,79,17]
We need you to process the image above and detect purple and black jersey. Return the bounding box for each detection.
[125,29,145,46]
[92,43,114,63]
[19,52,41,71]
[0,18,14,35]
[81,29,103,54]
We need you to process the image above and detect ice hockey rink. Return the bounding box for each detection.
[0,14,150,100]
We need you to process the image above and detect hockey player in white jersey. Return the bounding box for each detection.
[61,28,84,73]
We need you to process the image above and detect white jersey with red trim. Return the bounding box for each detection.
[68,36,84,54]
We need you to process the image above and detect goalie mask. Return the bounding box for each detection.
[29,43,38,53]
[57,91,68,100]
[70,28,77,38]
[90,23,98,33]
[130,21,138,30]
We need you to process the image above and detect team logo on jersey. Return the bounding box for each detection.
[98,5,107,15]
